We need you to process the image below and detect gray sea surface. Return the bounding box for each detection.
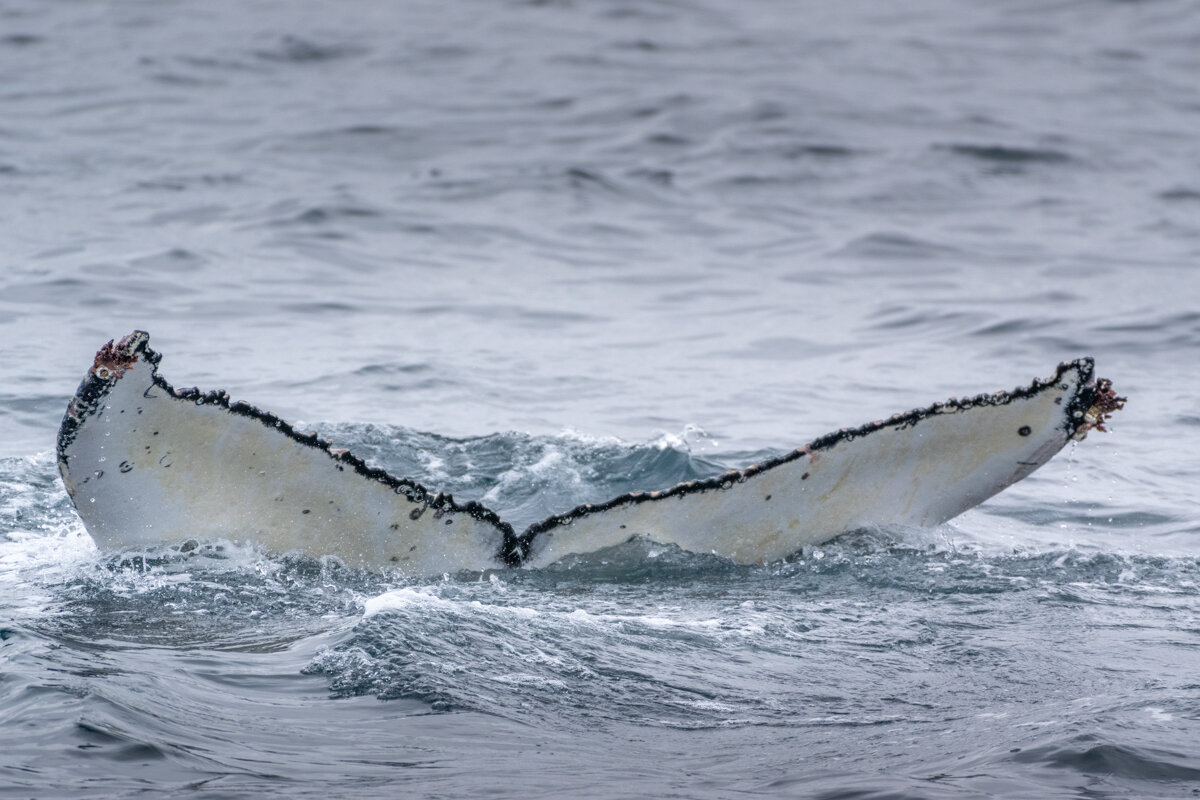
[2,0,1200,797]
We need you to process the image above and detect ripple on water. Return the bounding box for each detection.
[1,0,1198,795]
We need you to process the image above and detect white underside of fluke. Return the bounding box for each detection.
[58,336,509,574]
[522,383,1077,568]
[57,332,1120,574]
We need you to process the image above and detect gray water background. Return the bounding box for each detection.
[2,0,1200,797]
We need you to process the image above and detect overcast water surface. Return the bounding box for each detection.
[2,1,1200,798]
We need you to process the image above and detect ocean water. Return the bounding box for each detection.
[2,0,1200,797]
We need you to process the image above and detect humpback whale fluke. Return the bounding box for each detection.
[57,332,1124,573]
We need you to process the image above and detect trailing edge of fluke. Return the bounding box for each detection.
[57,332,1124,574]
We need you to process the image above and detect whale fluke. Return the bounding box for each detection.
[57,332,1123,573]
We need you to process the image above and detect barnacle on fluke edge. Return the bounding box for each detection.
[1074,377,1125,437]
[58,332,1122,574]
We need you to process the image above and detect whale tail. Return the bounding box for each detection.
[58,332,1122,573]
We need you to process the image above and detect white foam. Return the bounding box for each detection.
[361,586,544,620]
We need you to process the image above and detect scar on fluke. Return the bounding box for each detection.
[57,331,1123,573]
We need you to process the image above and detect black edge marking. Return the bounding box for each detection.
[57,331,523,566]
[57,331,160,460]
[59,337,1099,570]
[513,358,1097,555]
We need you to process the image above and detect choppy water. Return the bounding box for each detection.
[2,0,1200,797]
